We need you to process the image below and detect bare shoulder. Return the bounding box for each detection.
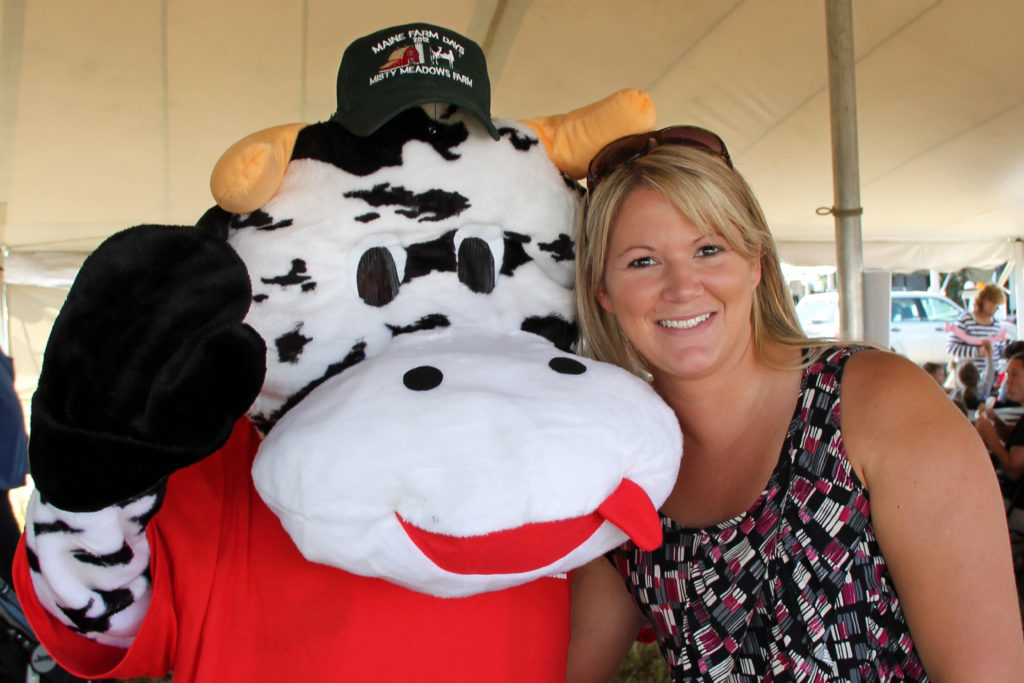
[837,354,1024,677]
[841,347,955,418]
[839,348,979,485]
[841,347,936,398]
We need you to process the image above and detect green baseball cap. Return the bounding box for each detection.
[331,22,500,140]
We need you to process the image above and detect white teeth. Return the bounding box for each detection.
[659,313,711,329]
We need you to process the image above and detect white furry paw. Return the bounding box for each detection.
[23,488,161,647]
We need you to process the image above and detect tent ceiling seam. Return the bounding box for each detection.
[862,96,1024,188]
[644,0,744,95]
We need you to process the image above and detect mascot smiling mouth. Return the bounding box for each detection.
[251,327,680,596]
[397,478,661,575]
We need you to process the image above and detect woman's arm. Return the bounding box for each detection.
[978,402,1014,440]
[566,557,645,683]
[946,321,1008,347]
[842,350,1024,680]
[977,413,1024,481]
[978,341,997,399]
[993,441,1024,482]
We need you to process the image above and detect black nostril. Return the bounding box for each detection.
[403,365,444,391]
[548,357,587,375]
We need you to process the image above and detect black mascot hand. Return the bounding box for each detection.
[29,225,267,512]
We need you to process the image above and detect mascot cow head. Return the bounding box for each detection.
[203,23,681,597]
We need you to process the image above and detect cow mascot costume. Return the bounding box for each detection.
[13,23,681,682]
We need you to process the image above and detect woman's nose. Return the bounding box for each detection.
[662,265,701,300]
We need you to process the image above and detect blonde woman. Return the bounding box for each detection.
[566,128,1024,681]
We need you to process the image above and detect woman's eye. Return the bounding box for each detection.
[698,244,724,257]
[627,256,655,268]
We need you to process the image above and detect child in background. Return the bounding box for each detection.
[950,342,995,414]
[921,362,948,392]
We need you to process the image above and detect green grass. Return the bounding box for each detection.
[116,644,671,683]
[613,641,670,683]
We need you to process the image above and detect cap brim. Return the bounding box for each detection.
[332,86,500,141]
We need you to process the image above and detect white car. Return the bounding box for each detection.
[795,291,1016,365]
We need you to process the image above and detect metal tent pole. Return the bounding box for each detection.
[824,0,865,341]
[1012,240,1024,340]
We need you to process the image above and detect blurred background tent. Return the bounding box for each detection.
[1,0,1023,415]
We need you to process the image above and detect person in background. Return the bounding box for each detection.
[567,127,1024,681]
[995,340,1024,404]
[947,282,1009,380]
[950,341,995,414]
[976,351,1024,484]
[1,355,90,683]
[0,352,27,585]
[920,361,948,390]
[0,351,30,682]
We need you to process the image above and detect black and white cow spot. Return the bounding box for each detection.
[344,183,470,223]
[227,107,581,429]
[260,259,315,291]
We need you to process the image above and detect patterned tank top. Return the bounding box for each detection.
[612,346,928,682]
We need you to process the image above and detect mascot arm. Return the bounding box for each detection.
[523,88,657,180]
[20,223,264,654]
[29,224,266,513]
[20,489,160,648]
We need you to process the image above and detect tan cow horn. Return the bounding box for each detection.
[210,123,307,214]
[522,89,657,181]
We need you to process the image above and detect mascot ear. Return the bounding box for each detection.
[210,122,307,214]
[522,88,657,180]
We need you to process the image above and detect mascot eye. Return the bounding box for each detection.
[357,247,401,307]
[457,238,495,293]
[455,225,505,295]
[350,236,408,307]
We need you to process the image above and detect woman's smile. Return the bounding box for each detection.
[658,312,713,330]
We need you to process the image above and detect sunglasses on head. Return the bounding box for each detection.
[585,125,733,195]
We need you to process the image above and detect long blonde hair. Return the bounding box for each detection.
[575,144,828,377]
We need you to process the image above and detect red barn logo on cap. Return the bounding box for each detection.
[381,45,421,71]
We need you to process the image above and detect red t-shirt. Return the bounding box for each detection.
[14,420,570,682]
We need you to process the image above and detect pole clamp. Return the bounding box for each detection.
[816,206,863,218]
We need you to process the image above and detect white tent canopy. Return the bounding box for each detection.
[2,0,1023,404]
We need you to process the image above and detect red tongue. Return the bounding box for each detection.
[398,478,663,574]
[597,478,663,551]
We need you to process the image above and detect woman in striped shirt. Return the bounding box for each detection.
[947,282,1008,380]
